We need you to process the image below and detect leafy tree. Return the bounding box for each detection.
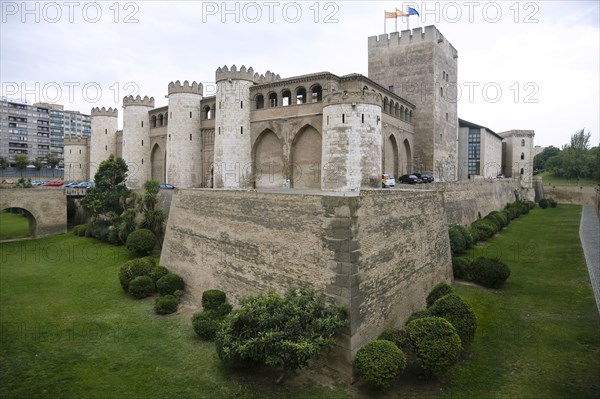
[567,129,591,151]
[32,158,43,172]
[138,180,166,244]
[82,155,130,219]
[216,288,347,383]
[13,154,29,177]
[533,145,561,171]
[46,152,60,169]
[0,156,8,179]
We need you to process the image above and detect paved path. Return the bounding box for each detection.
[579,205,600,315]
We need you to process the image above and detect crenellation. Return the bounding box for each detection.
[91,106,118,117]
[216,64,281,84]
[123,95,155,107]
[168,80,203,95]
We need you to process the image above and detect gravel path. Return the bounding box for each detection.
[579,205,600,315]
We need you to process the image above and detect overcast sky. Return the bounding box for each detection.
[1,0,598,148]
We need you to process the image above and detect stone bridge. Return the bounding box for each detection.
[0,189,67,239]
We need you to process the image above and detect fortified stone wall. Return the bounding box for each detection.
[160,188,453,378]
[0,189,67,238]
[434,179,521,225]
[543,186,597,206]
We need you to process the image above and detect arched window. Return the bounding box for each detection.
[203,105,212,119]
[520,168,524,175]
[310,84,322,102]
[210,105,215,119]
[404,108,409,121]
[151,115,157,128]
[164,113,168,125]
[521,139,526,147]
[282,89,292,107]
[395,103,400,117]
[268,92,278,107]
[296,87,306,104]
[409,110,413,123]
[400,106,404,120]
[383,97,389,114]
[389,100,394,115]
[521,152,525,160]
[255,94,264,109]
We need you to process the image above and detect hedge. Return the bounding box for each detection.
[355,340,407,389]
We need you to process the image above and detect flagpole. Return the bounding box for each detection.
[394,10,398,32]
[384,10,386,34]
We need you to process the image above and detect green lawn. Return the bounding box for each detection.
[1,207,599,399]
[539,171,599,187]
[442,205,600,399]
[0,235,351,399]
[0,210,30,240]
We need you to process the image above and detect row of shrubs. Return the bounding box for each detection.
[191,290,233,340]
[355,282,477,389]
[74,224,157,256]
[117,256,185,315]
[452,257,511,288]
[449,200,534,256]
[538,198,557,209]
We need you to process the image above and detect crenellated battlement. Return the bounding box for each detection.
[123,95,155,107]
[91,106,118,117]
[368,25,458,57]
[215,64,281,84]
[64,134,90,146]
[168,80,203,95]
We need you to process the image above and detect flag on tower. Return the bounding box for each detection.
[407,6,420,16]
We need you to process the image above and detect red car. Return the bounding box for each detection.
[42,181,64,187]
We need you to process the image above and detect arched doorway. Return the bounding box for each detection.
[402,139,412,175]
[291,125,321,189]
[253,130,284,189]
[151,144,165,183]
[385,135,399,178]
[0,207,36,240]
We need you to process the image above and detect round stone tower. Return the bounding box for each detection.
[63,135,89,182]
[89,106,118,180]
[214,65,280,188]
[122,95,154,189]
[165,80,203,188]
[322,90,382,191]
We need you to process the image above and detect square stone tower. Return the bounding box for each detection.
[368,26,458,180]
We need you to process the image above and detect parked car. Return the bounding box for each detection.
[160,183,175,190]
[63,182,78,188]
[31,180,43,186]
[398,174,423,184]
[42,181,64,187]
[75,181,95,189]
[414,173,434,183]
[381,174,395,188]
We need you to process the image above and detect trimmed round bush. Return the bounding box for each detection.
[405,309,431,326]
[539,198,549,209]
[118,257,155,291]
[489,211,508,228]
[192,310,227,340]
[154,295,178,315]
[468,226,481,243]
[156,273,185,296]
[471,219,498,241]
[426,282,455,308]
[149,265,169,283]
[498,210,510,226]
[453,224,474,249]
[471,257,511,289]
[202,289,227,311]
[73,224,89,236]
[125,228,157,255]
[452,257,474,280]
[428,294,477,344]
[448,226,466,255]
[355,340,407,389]
[378,328,408,350]
[405,317,462,376]
[128,275,155,299]
[483,214,502,231]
